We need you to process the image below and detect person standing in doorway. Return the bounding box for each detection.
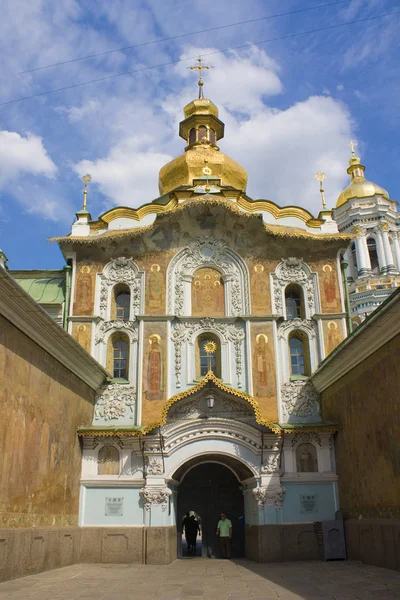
[216,513,232,559]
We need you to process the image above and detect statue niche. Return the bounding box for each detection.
[192,268,225,317]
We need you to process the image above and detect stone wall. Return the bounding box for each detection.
[0,315,95,527]
[245,524,320,562]
[320,331,400,569]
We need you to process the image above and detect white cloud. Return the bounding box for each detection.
[74,139,173,207]
[0,131,57,187]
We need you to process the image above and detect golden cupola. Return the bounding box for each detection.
[336,145,389,208]
[158,60,248,195]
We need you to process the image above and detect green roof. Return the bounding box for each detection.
[10,270,65,304]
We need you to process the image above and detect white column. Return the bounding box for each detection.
[381,229,396,273]
[375,231,386,274]
[355,234,370,275]
[392,233,400,272]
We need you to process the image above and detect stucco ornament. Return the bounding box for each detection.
[272,257,316,316]
[167,237,250,316]
[95,319,138,344]
[277,318,317,340]
[171,317,245,387]
[291,432,321,447]
[261,453,280,474]
[252,485,286,509]
[146,456,164,475]
[281,380,320,418]
[94,384,136,420]
[140,487,171,511]
[99,257,143,318]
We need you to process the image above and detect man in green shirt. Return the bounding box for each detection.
[216,513,232,559]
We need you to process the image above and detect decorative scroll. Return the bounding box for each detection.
[281,380,320,418]
[94,384,136,421]
[252,485,286,509]
[139,487,171,511]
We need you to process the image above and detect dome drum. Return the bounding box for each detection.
[179,113,225,147]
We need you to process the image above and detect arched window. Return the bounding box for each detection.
[289,332,310,376]
[285,284,304,320]
[98,445,120,475]
[111,284,130,321]
[367,238,379,272]
[296,443,318,473]
[107,333,129,380]
[209,129,216,144]
[196,333,221,378]
[198,125,207,141]
[189,127,196,145]
[192,268,225,317]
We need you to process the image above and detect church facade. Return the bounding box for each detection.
[6,80,399,562]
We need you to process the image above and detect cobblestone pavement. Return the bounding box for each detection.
[0,559,399,600]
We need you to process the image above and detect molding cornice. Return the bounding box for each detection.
[311,288,400,392]
[0,269,109,390]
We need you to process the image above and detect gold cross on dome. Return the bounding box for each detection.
[315,172,327,210]
[81,174,92,211]
[349,139,358,156]
[189,57,212,99]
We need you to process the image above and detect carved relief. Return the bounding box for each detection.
[139,487,171,511]
[171,318,245,387]
[252,485,286,509]
[146,456,164,475]
[272,258,316,317]
[291,432,321,447]
[261,453,280,474]
[95,320,138,344]
[281,380,320,418]
[277,318,317,340]
[94,384,136,421]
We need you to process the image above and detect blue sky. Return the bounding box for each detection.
[0,0,399,269]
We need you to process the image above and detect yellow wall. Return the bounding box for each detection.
[0,314,95,527]
[321,332,400,518]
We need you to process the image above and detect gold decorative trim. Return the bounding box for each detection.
[143,370,282,434]
[51,197,351,244]
[237,196,323,228]
[281,425,339,434]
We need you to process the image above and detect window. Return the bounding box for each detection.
[289,337,305,375]
[113,339,128,379]
[196,333,221,378]
[111,284,130,320]
[296,443,318,473]
[116,291,130,321]
[98,445,120,475]
[285,285,303,320]
[367,238,379,272]
[189,127,196,145]
[209,129,216,144]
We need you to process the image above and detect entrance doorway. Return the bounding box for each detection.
[177,462,245,558]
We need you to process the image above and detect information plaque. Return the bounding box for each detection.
[105,497,123,516]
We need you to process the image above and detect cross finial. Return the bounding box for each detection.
[349,139,358,156]
[81,174,92,211]
[189,56,212,99]
[315,172,327,210]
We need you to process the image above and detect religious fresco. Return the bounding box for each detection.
[323,319,344,356]
[192,267,225,316]
[72,323,92,353]
[250,323,278,421]
[309,261,342,313]
[247,259,276,314]
[137,252,172,315]
[296,443,318,473]
[142,322,167,425]
[73,262,103,316]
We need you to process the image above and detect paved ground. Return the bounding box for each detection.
[0,559,399,600]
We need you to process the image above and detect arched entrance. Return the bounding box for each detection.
[174,455,253,558]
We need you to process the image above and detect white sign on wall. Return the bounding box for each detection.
[105,497,124,516]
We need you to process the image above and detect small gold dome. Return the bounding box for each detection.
[336,155,389,208]
[158,144,248,194]
[158,93,248,194]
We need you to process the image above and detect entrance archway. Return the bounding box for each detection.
[175,456,253,558]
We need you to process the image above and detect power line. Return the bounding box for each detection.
[17,1,350,75]
[1,10,399,108]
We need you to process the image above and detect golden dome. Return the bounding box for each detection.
[158,94,248,194]
[336,155,389,208]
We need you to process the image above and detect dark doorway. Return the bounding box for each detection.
[177,462,245,558]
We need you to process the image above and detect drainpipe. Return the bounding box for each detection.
[63,264,72,331]
[340,258,352,336]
